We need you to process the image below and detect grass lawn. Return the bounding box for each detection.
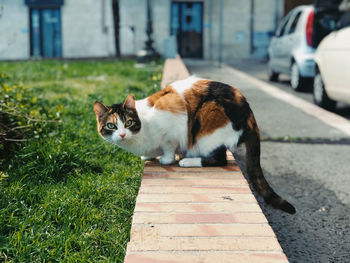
[0,59,162,262]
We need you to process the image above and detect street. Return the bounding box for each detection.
[185,59,350,263]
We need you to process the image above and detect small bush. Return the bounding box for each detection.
[0,72,61,159]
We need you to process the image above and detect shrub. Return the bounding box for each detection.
[0,72,61,159]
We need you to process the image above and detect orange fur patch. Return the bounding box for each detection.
[232,86,244,106]
[183,80,211,147]
[196,101,229,139]
[183,80,210,112]
[247,112,260,136]
[147,86,186,114]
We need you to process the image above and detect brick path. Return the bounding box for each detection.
[124,155,288,263]
[160,55,190,89]
[124,57,289,262]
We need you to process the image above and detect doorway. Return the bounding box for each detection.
[30,8,62,58]
[171,2,203,58]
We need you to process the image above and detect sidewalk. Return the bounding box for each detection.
[125,153,289,263]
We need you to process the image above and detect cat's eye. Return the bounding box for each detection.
[106,122,117,130]
[125,120,134,128]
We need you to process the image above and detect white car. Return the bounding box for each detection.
[313,26,350,110]
[268,5,316,91]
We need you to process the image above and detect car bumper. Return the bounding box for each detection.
[296,53,315,78]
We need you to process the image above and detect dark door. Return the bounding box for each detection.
[30,8,62,58]
[171,2,203,58]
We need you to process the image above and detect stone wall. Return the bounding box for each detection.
[0,0,30,60]
[62,0,116,58]
[119,0,283,60]
[0,0,116,60]
[0,0,284,60]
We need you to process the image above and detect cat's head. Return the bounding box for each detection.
[93,94,141,144]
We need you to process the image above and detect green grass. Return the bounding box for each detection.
[0,59,163,262]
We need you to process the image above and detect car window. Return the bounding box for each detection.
[288,11,302,34]
[275,12,293,37]
[338,12,350,29]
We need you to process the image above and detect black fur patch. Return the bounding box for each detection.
[206,81,251,131]
[109,103,141,133]
[189,81,252,145]
[191,117,201,145]
[201,145,227,167]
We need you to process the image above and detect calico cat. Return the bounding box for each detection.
[94,76,296,214]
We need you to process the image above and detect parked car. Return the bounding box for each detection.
[267,5,315,91]
[313,25,350,110]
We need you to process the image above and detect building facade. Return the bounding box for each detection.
[120,0,285,60]
[0,0,301,61]
[0,0,116,60]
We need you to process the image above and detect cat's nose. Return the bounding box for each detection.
[120,134,126,138]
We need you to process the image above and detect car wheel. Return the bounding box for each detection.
[313,71,336,111]
[290,62,308,91]
[268,64,279,82]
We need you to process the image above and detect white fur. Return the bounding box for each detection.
[186,123,242,158]
[179,158,202,167]
[171,76,202,97]
[109,98,187,164]
[105,77,243,166]
[112,119,128,141]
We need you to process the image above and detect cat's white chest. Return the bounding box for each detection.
[116,99,187,157]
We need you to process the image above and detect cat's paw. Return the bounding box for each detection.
[159,155,174,165]
[141,156,155,161]
[179,158,202,167]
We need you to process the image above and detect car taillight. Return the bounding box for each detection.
[306,10,314,47]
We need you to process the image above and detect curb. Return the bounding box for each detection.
[124,57,289,262]
[160,55,190,89]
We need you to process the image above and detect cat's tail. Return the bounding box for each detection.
[243,114,296,214]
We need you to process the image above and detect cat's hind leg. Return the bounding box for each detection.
[179,146,227,167]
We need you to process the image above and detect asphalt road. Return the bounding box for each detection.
[185,59,350,263]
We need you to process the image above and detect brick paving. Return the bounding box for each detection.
[124,57,289,262]
[124,154,289,263]
[160,55,190,89]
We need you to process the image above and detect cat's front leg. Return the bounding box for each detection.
[179,158,202,167]
[141,156,155,161]
[159,142,177,165]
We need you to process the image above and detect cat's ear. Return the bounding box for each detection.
[123,94,135,109]
[94,101,108,120]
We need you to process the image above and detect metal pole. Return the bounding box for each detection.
[209,0,213,60]
[146,0,153,51]
[218,0,223,67]
[102,0,107,33]
[250,0,255,55]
